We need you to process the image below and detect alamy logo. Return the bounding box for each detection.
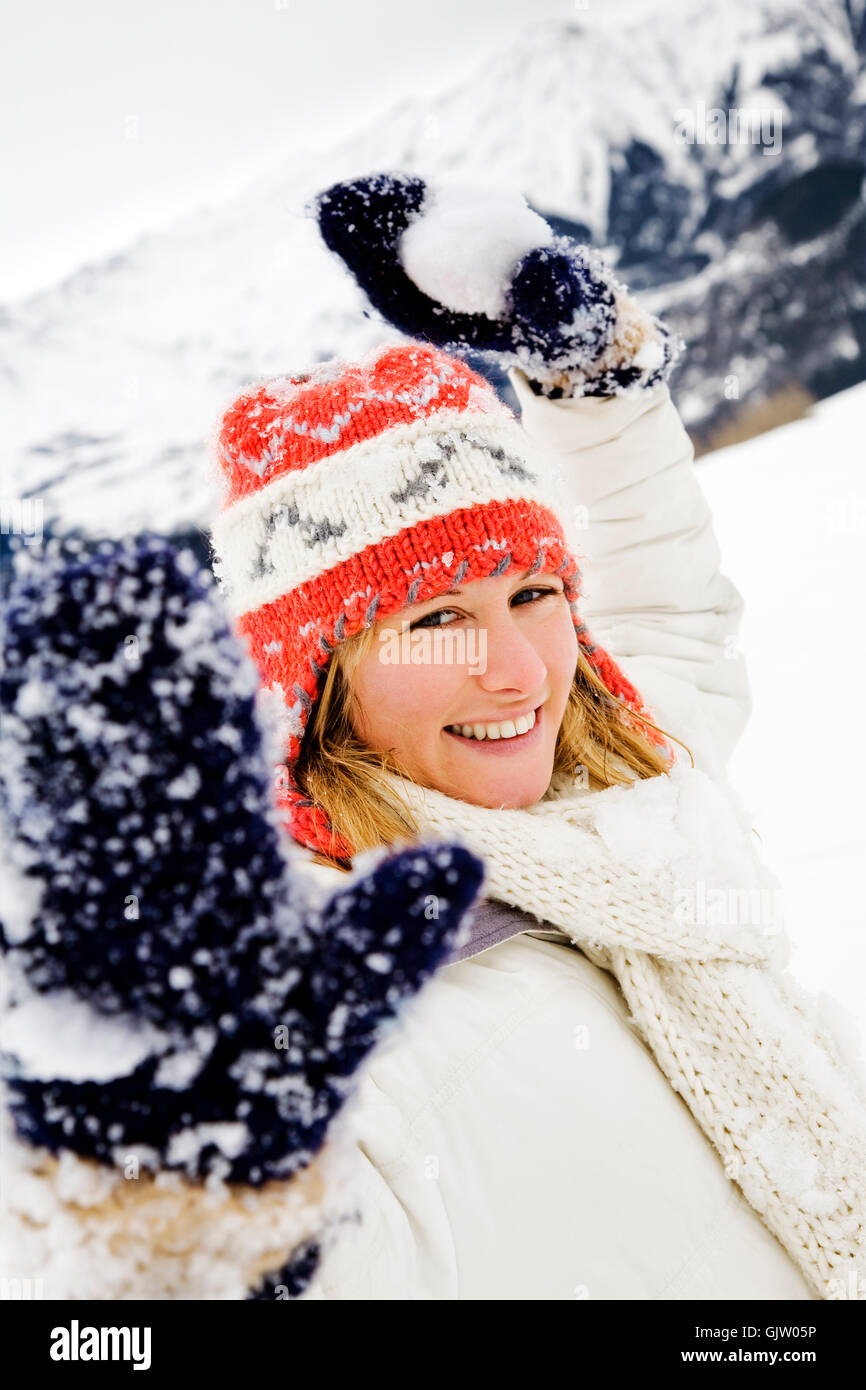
[673,100,784,156]
[0,497,43,545]
[49,1320,151,1370]
[378,622,487,674]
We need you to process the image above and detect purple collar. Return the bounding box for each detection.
[446,897,569,964]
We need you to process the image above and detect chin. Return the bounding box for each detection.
[459,767,553,810]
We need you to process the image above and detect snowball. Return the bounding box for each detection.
[398,180,554,320]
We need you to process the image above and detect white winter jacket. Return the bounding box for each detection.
[292,367,815,1301]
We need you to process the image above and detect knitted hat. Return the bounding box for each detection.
[208,340,666,860]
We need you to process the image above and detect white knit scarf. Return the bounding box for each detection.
[378,759,866,1300]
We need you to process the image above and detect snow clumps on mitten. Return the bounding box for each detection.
[0,533,484,1297]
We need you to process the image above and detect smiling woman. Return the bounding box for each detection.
[294,563,682,864]
[202,170,866,1300]
[209,336,680,868]
[351,567,577,805]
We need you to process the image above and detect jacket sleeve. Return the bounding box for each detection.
[508,367,753,778]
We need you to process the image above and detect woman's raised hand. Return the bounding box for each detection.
[310,170,682,397]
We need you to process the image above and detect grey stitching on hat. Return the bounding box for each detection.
[462,430,538,483]
[453,559,469,584]
[250,500,349,580]
[249,503,298,580]
[490,551,513,578]
[390,454,451,506]
[406,576,422,603]
[364,594,381,625]
[305,515,348,548]
[334,612,346,642]
[527,543,545,576]
[319,633,334,655]
[293,683,313,713]
[389,429,536,511]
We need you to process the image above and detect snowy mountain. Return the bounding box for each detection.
[2,0,864,542]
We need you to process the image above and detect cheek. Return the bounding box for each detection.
[351,645,463,747]
[543,610,580,697]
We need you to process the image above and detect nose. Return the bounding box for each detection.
[470,605,547,696]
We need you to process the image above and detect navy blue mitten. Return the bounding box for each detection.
[0,534,484,1299]
[310,170,683,398]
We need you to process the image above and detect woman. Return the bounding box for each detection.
[205,173,866,1299]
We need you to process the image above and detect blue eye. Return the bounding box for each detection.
[409,608,456,630]
[409,586,560,630]
[513,586,560,605]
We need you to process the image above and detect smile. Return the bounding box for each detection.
[443,706,541,747]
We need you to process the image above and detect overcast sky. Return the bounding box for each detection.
[4,0,656,304]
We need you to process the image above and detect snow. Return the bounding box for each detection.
[745,1116,837,1217]
[0,0,861,1253]
[165,766,202,799]
[4,0,856,539]
[13,679,54,719]
[65,704,108,742]
[1,989,169,1082]
[590,761,782,948]
[153,1047,206,1091]
[398,180,554,319]
[632,340,665,371]
[364,952,393,974]
[0,836,44,945]
[166,1122,248,1165]
[51,1147,120,1206]
[696,382,866,1040]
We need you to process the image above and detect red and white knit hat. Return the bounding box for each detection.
[209,340,666,860]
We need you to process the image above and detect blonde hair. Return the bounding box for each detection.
[293,621,694,873]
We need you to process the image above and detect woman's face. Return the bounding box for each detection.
[349,567,578,807]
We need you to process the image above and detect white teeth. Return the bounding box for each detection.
[448,709,536,741]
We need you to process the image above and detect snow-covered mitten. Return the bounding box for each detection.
[310,170,684,398]
[0,533,484,1299]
